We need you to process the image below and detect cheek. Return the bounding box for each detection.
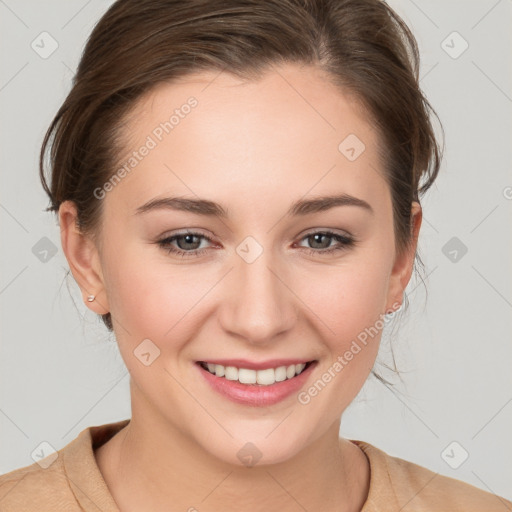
[100,235,226,363]
[99,232,173,332]
[294,252,393,398]
[299,256,392,346]
[103,252,198,339]
[281,268,393,440]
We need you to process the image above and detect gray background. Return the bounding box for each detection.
[1,0,511,503]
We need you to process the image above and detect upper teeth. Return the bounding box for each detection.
[203,362,307,386]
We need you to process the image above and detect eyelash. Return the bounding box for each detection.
[156,229,355,258]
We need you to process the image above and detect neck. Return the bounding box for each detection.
[96,405,369,512]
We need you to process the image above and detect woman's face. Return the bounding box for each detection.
[64,63,419,466]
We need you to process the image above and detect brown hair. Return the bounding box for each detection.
[40,0,443,345]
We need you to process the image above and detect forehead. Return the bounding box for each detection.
[110,63,387,213]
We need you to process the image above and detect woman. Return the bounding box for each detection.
[1,0,510,510]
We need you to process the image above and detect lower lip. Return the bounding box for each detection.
[196,362,317,407]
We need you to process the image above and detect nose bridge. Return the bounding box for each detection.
[219,240,296,344]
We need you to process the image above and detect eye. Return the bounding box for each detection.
[156,229,356,258]
[296,230,355,256]
[157,230,214,258]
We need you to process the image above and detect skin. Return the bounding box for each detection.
[59,62,421,511]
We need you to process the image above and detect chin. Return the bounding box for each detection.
[191,420,316,468]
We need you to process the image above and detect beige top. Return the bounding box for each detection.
[0,419,510,511]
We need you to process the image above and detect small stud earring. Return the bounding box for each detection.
[87,295,95,302]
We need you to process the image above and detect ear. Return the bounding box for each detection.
[58,200,109,315]
[385,201,422,313]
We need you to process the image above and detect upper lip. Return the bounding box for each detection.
[197,359,315,370]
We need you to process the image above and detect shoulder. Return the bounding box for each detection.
[0,420,128,511]
[0,456,77,511]
[352,440,512,511]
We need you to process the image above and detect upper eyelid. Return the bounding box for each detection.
[160,230,214,242]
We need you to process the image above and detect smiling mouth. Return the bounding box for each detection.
[197,360,316,386]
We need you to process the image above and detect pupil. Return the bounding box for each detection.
[181,234,198,249]
[312,234,329,248]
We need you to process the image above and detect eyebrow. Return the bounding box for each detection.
[134,193,373,218]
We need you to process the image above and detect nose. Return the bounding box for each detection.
[218,247,297,346]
